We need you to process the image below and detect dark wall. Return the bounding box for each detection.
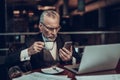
[60,10,98,31]
[0,0,5,33]
[0,1,7,80]
[105,3,120,29]
[0,0,5,48]
[60,3,120,32]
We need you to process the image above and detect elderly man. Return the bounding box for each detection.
[5,10,80,70]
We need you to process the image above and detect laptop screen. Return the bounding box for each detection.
[78,44,120,74]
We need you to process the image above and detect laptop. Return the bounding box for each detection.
[64,43,120,74]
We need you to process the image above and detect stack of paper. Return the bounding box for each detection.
[13,72,70,80]
[76,74,120,80]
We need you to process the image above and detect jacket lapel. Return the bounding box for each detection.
[56,34,64,50]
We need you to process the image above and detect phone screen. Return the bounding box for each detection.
[64,41,72,50]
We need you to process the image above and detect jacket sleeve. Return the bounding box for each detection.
[5,35,35,69]
[5,44,27,69]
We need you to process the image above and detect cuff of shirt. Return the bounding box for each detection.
[20,49,31,61]
[72,57,76,64]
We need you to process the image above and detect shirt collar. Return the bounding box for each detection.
[42,34,48,42]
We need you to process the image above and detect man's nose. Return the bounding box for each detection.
[52,29,57,35]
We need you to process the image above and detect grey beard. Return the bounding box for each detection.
[47,36,57,41]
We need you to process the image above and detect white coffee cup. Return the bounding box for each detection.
[44,42,54,50]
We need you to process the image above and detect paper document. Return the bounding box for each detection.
[76,74,120,80]
[13,72,70,80]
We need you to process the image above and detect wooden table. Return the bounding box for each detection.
[11,60,120,80]
[31,61,120,80]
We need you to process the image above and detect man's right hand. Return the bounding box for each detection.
[28,41,44,56]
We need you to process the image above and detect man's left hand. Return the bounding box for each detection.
[59,46,73,61]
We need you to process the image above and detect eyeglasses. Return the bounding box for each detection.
[41,22,61,32]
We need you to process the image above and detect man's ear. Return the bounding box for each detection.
[38,23,43,32]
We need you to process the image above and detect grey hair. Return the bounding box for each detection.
[39,10,60,23]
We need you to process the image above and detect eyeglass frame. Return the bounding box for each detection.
[40,22,61,32]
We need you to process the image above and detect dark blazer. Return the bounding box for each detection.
[5,33,81,70]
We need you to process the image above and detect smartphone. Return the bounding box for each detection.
[64,41,72,50]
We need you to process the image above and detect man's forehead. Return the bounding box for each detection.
[44,16,59,23]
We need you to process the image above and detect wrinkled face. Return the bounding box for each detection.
[39,16,61,41]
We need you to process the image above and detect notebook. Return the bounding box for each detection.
[64,43,120,74]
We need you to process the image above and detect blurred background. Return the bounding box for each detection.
[0,0,120,79]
